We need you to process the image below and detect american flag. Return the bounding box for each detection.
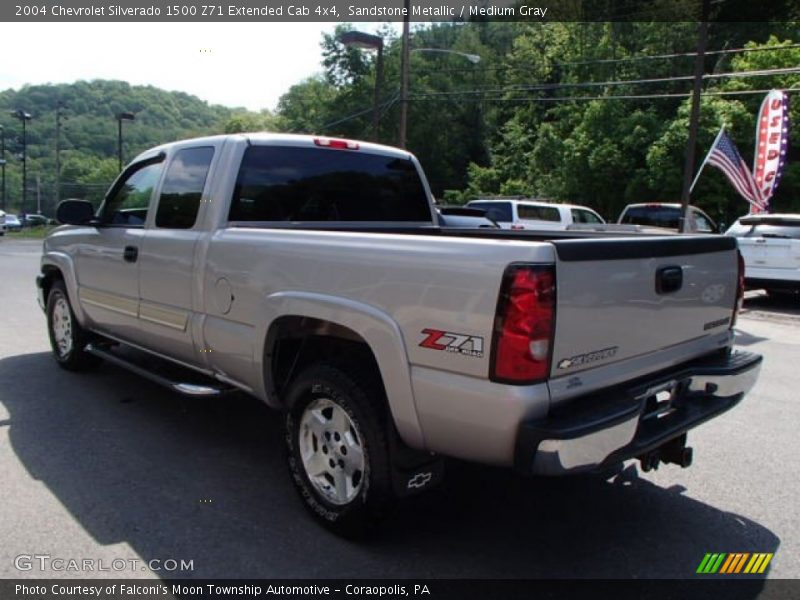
[708,130,765,210]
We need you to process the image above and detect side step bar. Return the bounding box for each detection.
[85,343,234,397]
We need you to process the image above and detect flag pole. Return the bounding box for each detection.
[690,124,725,193]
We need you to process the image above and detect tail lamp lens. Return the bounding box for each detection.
[732,250,745,327]
[491,265,556,384]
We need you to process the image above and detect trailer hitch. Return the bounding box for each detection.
[638,434,693,472]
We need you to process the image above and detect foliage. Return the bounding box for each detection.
[2,21,799,227]
[274,21,799,224]
[0,79,271,214]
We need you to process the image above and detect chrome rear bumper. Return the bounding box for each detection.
[515,350,762,475]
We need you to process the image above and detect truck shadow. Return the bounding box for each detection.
[0,352,778,584]
[742,291,800,318]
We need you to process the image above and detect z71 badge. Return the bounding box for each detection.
[557,346,618,370]
[419,329,484,358]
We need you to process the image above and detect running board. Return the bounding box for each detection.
[85,343,234,397]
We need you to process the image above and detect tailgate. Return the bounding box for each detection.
[549,236,737,378]
[738,236,800,270]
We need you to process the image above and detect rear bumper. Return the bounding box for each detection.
[515,350,762,475]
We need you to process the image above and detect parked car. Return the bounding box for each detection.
[465,198,605,230]
[23,213,53,227]
[436,206,499,228]
[4,214,22,232]
[618,203,718,233]
[39,133,760,535]
[726,214,800,295]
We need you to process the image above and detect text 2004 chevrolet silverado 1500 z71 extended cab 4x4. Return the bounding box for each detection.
[38,133,762,535]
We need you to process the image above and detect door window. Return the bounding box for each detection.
[101,160,164,226]
[571,208,604,224]
[691,210,716,233]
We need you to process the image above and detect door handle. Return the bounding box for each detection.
[655,265,683,294]
[123,245,138,263]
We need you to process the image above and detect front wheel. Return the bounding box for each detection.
[46,279,101,371]
[284,362,395,537]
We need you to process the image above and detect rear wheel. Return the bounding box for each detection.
[284,362,395,536]
[46,279,101,371]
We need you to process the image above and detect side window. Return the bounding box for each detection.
[156,147,215,229]
[101,161,163,226]
[517,204,561,222]
[692,210,716,233]
[572,209,603,224]
[470,202,512,223]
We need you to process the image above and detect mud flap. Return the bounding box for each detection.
[388,424,444,497]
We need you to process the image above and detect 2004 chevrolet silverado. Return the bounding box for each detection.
[38,133,762,535]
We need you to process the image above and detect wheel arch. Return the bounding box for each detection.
[258,291,425,450]
[41,252,87,324]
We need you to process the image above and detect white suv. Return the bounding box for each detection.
[726,214,800,295]
[465,198,604,230]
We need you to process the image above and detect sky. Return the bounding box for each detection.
[0,22,395,112]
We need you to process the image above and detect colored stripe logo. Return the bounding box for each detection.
[697,553,773,574]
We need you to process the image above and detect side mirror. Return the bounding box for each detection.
[56,199,96,225]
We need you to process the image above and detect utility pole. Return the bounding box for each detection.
[116,111,135,171]
[12,110,32,216]
[0,125,6,211]
[55,101,65,206]
[679,0,710,232]
[338,31,385,142]
[36,175,41,214]
[398,0,411,148]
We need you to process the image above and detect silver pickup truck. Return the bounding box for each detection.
[38,133,762,535]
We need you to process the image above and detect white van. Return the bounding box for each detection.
[465,198,604,230]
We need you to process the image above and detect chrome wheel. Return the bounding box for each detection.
[52,296,73,357]
[298,397,366,505]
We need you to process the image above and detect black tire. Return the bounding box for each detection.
[46,279,101,371]
[284,362,395,537]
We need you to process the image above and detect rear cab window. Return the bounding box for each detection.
[228,146,432,223]
[620,206,681,229]
[466,201,513,223]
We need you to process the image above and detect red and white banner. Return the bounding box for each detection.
[752,90,790,214]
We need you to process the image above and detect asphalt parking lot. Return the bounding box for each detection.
[0,238,797,581]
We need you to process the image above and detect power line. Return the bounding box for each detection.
[409,66,800,98]
[321,94,399,131]
[409,87,799,104]
[410,43,800,76]
[558,42,800,68]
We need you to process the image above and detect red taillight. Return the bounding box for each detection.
[313,137,359,150]
[491,265,556,384]
[732,250,745,327]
